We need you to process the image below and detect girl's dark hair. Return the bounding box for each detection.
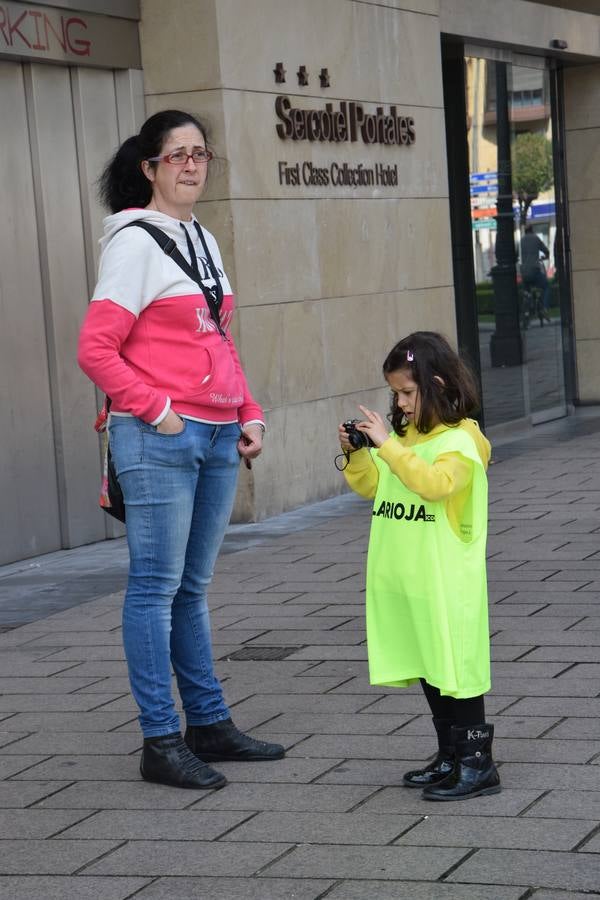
[98,109,209,213]
[383,331,480,436]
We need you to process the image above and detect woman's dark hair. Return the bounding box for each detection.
[383,331,480,436]
[98,109,209,213]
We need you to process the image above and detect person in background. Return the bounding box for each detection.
[519,224,551,319]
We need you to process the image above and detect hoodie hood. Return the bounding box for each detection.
[99,208,198,251]
[461,418,491,470]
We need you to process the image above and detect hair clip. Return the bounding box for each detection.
[406,350,414,362]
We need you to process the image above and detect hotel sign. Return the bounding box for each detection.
[274,94,415,189]
[275,96,416,146]
[0,1,140,68]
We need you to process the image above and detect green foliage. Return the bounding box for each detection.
[512,132,554,227]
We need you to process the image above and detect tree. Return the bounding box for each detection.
[512,132,554,228]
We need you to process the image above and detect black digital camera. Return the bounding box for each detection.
[343,418,374,450]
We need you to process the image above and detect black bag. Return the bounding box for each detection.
[96,398,126,523]
[105,441,126,523]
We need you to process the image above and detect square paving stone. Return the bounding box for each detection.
[445,848,600,892]
[230,694,372,715]
[489,645,538,661]
[532,894,600,900]
[395,814,593,851]
[287,734,439,760]
[286,646,369,661]
[263,843,465,880]
[359,787,544,817]
[0,732,29,749]
[13,754,143,781]
[578,830,600,852]
[0,732,141,756]
[0,677,100,694]
[498,763,600,790]
[39,647,125,661]
[2,712,136,732]
[549,718,600,739]
[254,712,406,735]
[57,809,253,840]
[560,663,600,678]
[0,781,69,808]
[84,840,291,876]
[220,810,420,845]
[53,662,129,677]
[132,877,334,900]
[0,877,150,900]
[490,677,599,697]
[326,882,524,900]
[23,632,123,648]
[503,698,600,717]
[0,840,120,874]
[0,810,94,839]
[495,738,598,763]
[524,790,600,820]
[0,694,123,713]
[194,782,377,812]
[213,756,341,784]
[33,780,220,810]
[74,678,132,694]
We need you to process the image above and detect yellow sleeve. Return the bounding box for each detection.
[377,439,473,501]
[342,448,379,499]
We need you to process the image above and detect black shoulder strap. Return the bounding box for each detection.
[124,220,227,339]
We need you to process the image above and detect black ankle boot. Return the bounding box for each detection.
[423,723,501,801]
[185,718,285,761]
[403,717,454,788]
[140,732,227,789]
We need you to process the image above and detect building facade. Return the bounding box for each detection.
[1,0,599,564]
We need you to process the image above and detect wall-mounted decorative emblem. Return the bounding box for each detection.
[297,65,309,87]
[273,62,286,84]
[319,68,330,88]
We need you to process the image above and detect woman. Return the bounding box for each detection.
[78,109,283,789]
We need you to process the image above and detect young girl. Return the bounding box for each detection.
[338,331,500,801]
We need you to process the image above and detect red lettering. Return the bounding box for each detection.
[29,10,46,50]
[43,12,66,53]
[65,17,90,56]
[0,7,8,46]
[8,10,30,48]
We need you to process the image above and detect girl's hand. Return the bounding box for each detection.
[357,405,389,447]
[338,422,353,451]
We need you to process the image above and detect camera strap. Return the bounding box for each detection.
[124,220,227,339]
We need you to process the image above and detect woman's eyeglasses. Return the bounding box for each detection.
[147,149,214,166]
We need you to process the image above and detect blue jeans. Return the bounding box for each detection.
[108,417,241,737]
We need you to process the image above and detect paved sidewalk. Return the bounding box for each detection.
[1,412,600,899]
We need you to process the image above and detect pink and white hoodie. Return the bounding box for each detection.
[78,208,263,427]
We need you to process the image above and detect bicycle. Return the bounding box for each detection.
[520,281,550,329]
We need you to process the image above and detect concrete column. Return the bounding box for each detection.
[564,63,600,402]
[139,0,455,520]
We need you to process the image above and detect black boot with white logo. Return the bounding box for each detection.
[403,717,454,788]
[422,723,501,801]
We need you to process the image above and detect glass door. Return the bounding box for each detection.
[465,55,567,427]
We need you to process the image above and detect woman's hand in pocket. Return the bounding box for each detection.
[156,410,185,435]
